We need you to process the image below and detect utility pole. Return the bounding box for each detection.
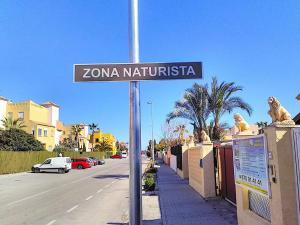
[129,0,142,225]
[147,101,155,160]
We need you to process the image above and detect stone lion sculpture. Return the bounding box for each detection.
[296,93,300,100]
[234,113,250,133]
[200,130,211,143]
[268,96,295,125]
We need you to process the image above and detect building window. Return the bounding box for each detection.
[7,112,13,119]
[18,112,24,120]
[38,128,42,137]
[32,128,35,136]
[44,129,48,137]
[96,138,99,143]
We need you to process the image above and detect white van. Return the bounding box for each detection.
[32,157,72,174]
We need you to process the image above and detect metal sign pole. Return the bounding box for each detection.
[129,0,142,225]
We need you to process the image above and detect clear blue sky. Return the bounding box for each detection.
[0,0,299,149]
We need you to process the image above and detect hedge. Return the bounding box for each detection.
[0,151,109,174]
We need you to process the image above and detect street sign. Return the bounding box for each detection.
[74,62,202,82]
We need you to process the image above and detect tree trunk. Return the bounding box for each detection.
[213,114,221,141]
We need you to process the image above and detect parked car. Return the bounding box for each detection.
[111,154,122,159]
[71,157,92,169]
[32,157,72,174]
[121,152,128,158]
[89,157,105,165]
[99,159,105,165]
[88,157,98,166]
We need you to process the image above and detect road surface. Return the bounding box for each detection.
[0,159,130,225]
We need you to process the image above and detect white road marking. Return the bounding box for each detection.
[97,189,103,193]
[86,195,93,201]
[112,180,117,184]
[46,220,56,225]
[6,164,125,207]
[7,190,51,206]
[66,205,79,213]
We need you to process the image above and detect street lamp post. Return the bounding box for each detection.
[147,101,154,160]
[129,0,142,225]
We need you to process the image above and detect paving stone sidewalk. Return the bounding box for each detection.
[157,163,237,225]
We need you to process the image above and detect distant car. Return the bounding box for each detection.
[88,157,98,166]
[32,157,72,174]
[89,157,105,165]
[121,152,128,158]
[98,159,105,165]
[111,154,122,159]
[71,158,92,169]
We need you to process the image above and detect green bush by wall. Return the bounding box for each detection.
[0,151,108,174]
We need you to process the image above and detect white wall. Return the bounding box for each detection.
[83,125,89,138]
[46,106,59,127]
[170,155,177,172]
[0,99,7,129]
[55,130,62,145]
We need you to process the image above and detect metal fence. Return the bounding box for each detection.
[249,190,271,221]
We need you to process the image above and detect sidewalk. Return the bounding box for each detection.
[157,163,237,225]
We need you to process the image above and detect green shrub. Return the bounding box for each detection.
[145,167,157,174]
[53,144,72,152]
[144,173,156,191]
[0,129,45,151]
[0,151,108,174]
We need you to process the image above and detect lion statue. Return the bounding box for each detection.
[234,113,250,133]
[268,96,295,125]
[296,93,300,101]
[200,130,211,143]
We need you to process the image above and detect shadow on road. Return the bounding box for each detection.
[93,174,129,179]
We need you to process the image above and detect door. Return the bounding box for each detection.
[39,159,53,172]
[219,146,236,204]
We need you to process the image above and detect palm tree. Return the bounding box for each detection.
[71,125,83,150]
[95,140,112,152]
[256,121,268,134]
[173,125,188,144]
[89,123,98,151]
[207,77,253,140]
[1,117,26,130]
[166,83,210,142]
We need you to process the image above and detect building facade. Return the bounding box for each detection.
[91,131,117,155]
[0,97,61,151]
[60,124,91,152]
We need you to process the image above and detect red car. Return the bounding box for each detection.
[71,158,92,169]
[110,154,122,159]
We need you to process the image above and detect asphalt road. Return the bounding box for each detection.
[0,158,130,225]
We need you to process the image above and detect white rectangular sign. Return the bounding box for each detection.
[233,135,270,196]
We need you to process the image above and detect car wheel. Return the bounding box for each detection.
[33,168,40,173]
[58,168,65,174]
[77,165,83,169]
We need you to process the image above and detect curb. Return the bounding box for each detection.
[0,171,31,177]
[157,164,167,225]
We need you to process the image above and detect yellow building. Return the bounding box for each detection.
[0,98,61,151]
[91,131,117,155]
[60,124,91,152]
